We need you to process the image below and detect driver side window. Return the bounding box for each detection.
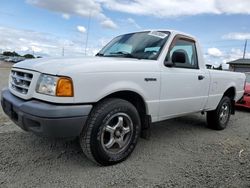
[169,39,198,69]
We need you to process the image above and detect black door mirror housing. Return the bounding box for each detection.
[164,61,174,67]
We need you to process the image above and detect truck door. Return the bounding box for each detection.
[159,36,209,120]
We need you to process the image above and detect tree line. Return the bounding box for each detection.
[1,51,38,59]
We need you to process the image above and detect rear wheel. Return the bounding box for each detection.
[80,98,141,166]
[207,96,232,130]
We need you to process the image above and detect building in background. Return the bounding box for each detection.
[227,59,250,72]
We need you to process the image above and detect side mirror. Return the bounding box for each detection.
[172,51,186,64]
[164,61,174,67]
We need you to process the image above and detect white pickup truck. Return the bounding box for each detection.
[1,30,246,165]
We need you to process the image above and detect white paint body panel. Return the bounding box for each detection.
[11,30,246,123]
[158,68,210,121]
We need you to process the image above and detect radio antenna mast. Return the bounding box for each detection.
[85,11,92,56]
[243,39,248,59]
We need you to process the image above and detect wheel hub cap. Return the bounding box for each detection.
[115,130,121,137]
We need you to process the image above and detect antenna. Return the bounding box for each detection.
[85,11,92,56]
[243,39,247,59]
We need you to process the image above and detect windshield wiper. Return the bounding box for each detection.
[97,51,141,59]
[109,51,140,59]
[96,52,104,56]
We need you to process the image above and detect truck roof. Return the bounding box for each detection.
[121,29,196,39]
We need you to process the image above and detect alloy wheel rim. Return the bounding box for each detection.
[101,113,133,154]
[219,103,230,124]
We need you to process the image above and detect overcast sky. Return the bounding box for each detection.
[1,0,250,68]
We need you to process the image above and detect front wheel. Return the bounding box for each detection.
[207,96,232,130]
[80,98,141,166]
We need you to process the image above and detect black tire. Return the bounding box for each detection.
[79,98,141,166]
[207,96,232,130]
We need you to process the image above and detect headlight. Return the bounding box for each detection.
[36,74,73,97]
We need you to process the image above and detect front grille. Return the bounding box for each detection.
[10,70,33,94]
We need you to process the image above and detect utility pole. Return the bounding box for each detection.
[85,11,92,56]
[243,39,248,59]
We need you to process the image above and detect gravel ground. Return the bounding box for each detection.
[0,63,250,188]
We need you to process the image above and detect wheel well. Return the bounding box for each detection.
[101,91,150,138]
[223,87,236,100]
[103,90,147,118]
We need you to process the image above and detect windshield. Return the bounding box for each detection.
[97,31,170,60]
[246,73,250,83]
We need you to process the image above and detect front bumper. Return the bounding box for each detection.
[1,89,92,138]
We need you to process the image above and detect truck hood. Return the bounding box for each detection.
[13,56,159,75]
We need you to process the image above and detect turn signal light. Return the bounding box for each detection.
[56,78,74,97]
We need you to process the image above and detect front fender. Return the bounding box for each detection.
[72,72,161,120]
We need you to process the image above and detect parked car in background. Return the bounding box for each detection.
[5,57,14,62]
[0,55,7,61]
[236,73,250,109]
[5,56,26,63]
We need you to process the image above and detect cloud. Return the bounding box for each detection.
[77,25,86,33]
[31,46,42,53]
[100,19,117,29]
[0,26,100,57]
[26,0,117,29]
[26,0,102,17]
[62,13,70,20]
[205,47,250,69]
[221,48,250,68]
[99,0,215,17]
[223,48,250,62]
[26,0,250,31]
[215,0,250,14]
[100,0,250,17]
[127,18,141,29]
[222,32,250,40]
[207,47,223,57]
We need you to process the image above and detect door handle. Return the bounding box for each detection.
[198,75,205,80]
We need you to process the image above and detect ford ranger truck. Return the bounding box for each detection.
[1,30,246,166]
